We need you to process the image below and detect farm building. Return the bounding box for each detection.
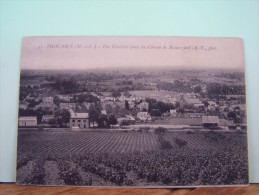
[69,109,89,130]
[202,116,219,129]
[19,116,37,126]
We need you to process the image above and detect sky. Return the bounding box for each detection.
[21,36,245,70]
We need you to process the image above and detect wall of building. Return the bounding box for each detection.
[70,118,89,129]
[18,120,37,126]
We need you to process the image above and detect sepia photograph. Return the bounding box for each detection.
[16,36,248,187]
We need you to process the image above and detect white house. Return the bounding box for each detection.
[170,109,177,117]
[137,112,152,122]
[69,110,89,130]
[19,116,37,126]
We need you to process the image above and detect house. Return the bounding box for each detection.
[229,104,246,112]
[19,103,28,110]
[137,112,152,122]
[42,97,54,105]
[42,115,55,123]
[117,115,136,125]
[82,102,92,110]
[170,109,177,117]
[202,116,219,129]
[194,103,204,108]
[104,96,115,102]
[226,95,245,101]
[136,102,149,111]
[185,98,203,106]
[60,103,76,110]
[57,95,72,102]
[69,110,89,130]
[19,116,37,126]
[184,112,204,118]
[101,110,107,115]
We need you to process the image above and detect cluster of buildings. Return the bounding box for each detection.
[18,89,246,131]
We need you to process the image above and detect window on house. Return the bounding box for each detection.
[72,120,75,122]
[83,120,86,122]
[78,120,81,122]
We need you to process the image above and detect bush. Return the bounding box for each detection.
[154,127,168,134]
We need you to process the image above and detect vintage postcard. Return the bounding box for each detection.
[16,36,248,187]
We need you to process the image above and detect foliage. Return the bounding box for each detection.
[194,85,202,93]
[111,90,121,98]
[154,127,168,134]
[52,77,77,94]
[54,109,71,126]
[125,100,129,110]
[89,104,101,126]
[157,135,173,150]
[97,114,109,128]
[17,131,248,186]
[108,114,117,125]
[149,109,162,117]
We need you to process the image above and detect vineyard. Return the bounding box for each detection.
[16,130,248,186]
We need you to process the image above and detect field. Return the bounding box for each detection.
[16,130,248,186]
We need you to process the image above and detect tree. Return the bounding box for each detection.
[89,104,101,127]
[123,91,131,98]
[53,96,60,106]
[125,100,129,110]
[97,114,109,128]
[174,80,183,89]
[194,85,202,93]
[111,90,121,98]
[149,109,162,117]
[108,114,117,125]
[54,109,70,127]
[154,127,168,134]
[105,104,114,115]
[227,111,237,119]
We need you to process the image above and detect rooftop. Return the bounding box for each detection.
[71,112,89,119]
[19,116,37,121]
[202,116,219,124]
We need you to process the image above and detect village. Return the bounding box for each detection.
[18,69,247,132]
